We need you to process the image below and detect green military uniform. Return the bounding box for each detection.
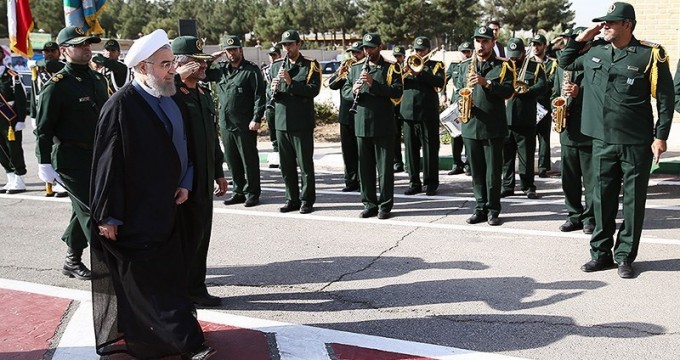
[444,41,473,175]
[559,3,675,266]
[674,59,680,113]
[454,26,515,221]
[263,46,281,155]
[532,34,558,176]
[172,36,226,301]
[502,38,548,198]
[269,30,321,211]
[30,42,65,120]
[207,35,265,203]
[392,46,406,172]
[401,36,445,195]
[328,41,362,191]
[35,27,108,258]
[92,39,130,95]
[342,33,403,216]
[0,66,28,185]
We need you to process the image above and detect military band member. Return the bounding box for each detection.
[401,36,445,196]
[559,2,675,278]
[551,27,595,235]
[91,39,131,94]
[263,46,282,168]
[0,50,27,194]
[531,34,557,178]
[269,30,321,214]
[454,25,515,226]
[207,35,265,208]
[502,38,547,200]
[443,42,473,176]
[328,41,364,192]
[392,46,406,172]
[342,33,402,219]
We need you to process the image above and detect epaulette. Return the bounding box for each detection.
[49,73,65,84]
[179,86,190,95]
[352,58,368,67]
[640,40,660,48]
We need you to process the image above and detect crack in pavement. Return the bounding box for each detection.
[0,265,55,272]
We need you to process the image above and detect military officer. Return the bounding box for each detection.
[531,34,557,178]
[443,42,473,176]
[34,26,109,280]
[502,38,547,200]
[559,2,675,278]
[206,35,265,207]
[172,36,228,306]
[552,27,595,235]
[0,50,28,194]
[342,33,403,219]
[392,46,406,172]
[454,25,515,226]
[269,30,321,214]
[263,46,282,168]
[91,39,131,94]
[328,41,364,192]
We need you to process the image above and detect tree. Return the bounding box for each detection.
[29,0,65,36]
[482,0,574,35]
[323,0,359,48]
[431,0,482,49]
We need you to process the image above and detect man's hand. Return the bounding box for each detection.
[14,122,25,131]
[175,187,189,205]
[563,82,579,98]
[360,72,374,87]
[214,177,228,197]
[248,121,261,131]
[575,23,604,42]
[176,62,200,79]
[652,139,667,164]
[352,80,364,94]
[468,74,488,87]
[98,224,118,241]
[38,164,61,183]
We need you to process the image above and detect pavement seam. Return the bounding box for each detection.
[45,299,77,359]
[0,265,56,272]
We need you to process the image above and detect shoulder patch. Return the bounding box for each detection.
[179,87,190,95]
[640,40,660,48]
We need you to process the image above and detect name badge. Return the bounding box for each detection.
[591,57,601,63]
[79,97,90,102]
[627,65,639,71]
[626,78,635,85]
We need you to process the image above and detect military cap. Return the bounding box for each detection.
[571,27,587,37]
[57,26,101,46]
[42,41,59,51]
[392,46,406,56]
[593,2,636,22]
[347,41,362,53]
[530,34,547,45]
[472,25,494,40]
[267,46,281,55]
[506,38,525,58]
[361,33,381,48]
[103,39,120,50]
[278,30,301,45]
[413,36,431,50]
[558,29,572,37]
[221,35,242,50]
[458,41,473,52]
[172,36,213,60]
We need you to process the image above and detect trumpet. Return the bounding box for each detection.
[324,57,356,88]
[403,48,438,77]
[551,70,572,133]
[457,55,477,124]
[266,54,289,110]
[513,55,531,95]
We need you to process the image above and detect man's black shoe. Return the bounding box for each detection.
[394,164,404,172]
[404,187,422,195]
[466,212,488,224]
[190,293,222,307]
[181,345,216,360]
[268,163,279,168]
[447,166,464,175]
[500,190,514,198]
[487,215,502,226]
[223,194,246,205]
[583,224,595,234]
[618,262,635,279]
[279,202,301,213]
[525,190,538,199]
[341,184,359,192]
[560,221,583,232]
[538,170,548,178]
[299,203,313,214]
[425,189,437,196]
[464,166,471,176]
[244,197,259,207]
[378,211,390,220]
[360,208,378,218]
[580,258,616,272]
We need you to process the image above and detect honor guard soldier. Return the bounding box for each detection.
[91,39,131,94]
[342,33,403,219]
[269,30,322,214]
[530,34,557,178]
[444,41,473,176]
[454,25,515,226]
[263,46,282,168]
[328,41,364,192]
[29,41,68,197]
[206,35,265,208]
[0,50,28,194]
[502,38,547,200]
[401,36,445,196]
[34,26,109,280]
[559,2,675,278]
[392,46,406,172]
[172,36,228,306]
[551,27,595,235]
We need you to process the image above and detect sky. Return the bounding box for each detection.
[571,0,611,27]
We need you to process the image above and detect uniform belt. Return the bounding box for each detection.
[61,141,94,150]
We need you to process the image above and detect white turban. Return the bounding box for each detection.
[124,29,170,68]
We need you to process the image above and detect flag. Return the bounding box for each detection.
[7,0,34,58]
[64,0,107,35]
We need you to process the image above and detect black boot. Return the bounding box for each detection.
[62,248,92,280]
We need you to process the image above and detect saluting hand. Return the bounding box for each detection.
[576,23,604,42]
[652,139,667,164]
[176,62,200,79]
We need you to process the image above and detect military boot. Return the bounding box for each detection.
[62,248,92,280]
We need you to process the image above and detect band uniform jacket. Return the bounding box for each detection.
[453,54,515,139]
[506,56,547,127]
[268,54,322,132]
[559,37,675,145]
[0,67,27,125]
[341,56,403,138]
[400,59,445,122]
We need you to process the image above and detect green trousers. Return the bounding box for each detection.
[183,196,213,297]
[266,108,278,152]
[464,137,504,217]
[561,143,594,225]
[590,139,652,263]
[340,122,359,188]
[357,136,395,212]
[222,130,261,199]
[536,115,551,172]
[502,126,536,192]
[276,130,315,205]
[0,124,26,175]
[58,161,92,251]
[403,119,440,191]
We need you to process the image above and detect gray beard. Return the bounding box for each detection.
[147,74,176,97]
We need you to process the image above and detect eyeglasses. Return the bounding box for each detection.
[142,59,177,71]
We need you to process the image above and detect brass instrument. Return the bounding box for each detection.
[457,55,476,124]
[513,55,531,94]
[324,57,356,88]
[403,48,438,77]
[551,69,572,133]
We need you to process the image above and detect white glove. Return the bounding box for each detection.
[31,117,37,129]
[38,164,61,183]
[14,122,25,131]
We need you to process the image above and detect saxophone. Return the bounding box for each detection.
[551,70,572,133]
[457,56,476,124]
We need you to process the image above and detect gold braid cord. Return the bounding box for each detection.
[307,60,321,84]
[500,61,515,85]
[644,47,669,99]
[388,63,403,105]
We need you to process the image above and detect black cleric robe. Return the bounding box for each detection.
[89,82,204,358]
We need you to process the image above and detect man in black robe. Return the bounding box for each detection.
[89,29,215,360]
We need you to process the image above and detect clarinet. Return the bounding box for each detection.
[266,54,289,110]
[349,59,370,114]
